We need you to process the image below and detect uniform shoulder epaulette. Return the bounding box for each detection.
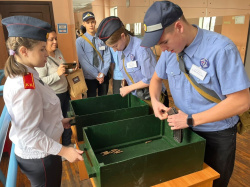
[23,72,35,89]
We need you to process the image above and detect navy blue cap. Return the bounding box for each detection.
[82,12,95,22]
[141,1,183,47]
[96,16,123,42]
[1,16,51,42]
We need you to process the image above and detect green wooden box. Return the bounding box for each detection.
[80,114,206,187]
[69,94,149,141]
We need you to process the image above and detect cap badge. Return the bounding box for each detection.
[200,58,209,69]
[86,13,92,17]
[83,13,93,20]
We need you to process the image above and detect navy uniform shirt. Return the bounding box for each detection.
[76,32,111,79]
[110,48,123,80]
[156,25,250,132]
[118,35,165,95]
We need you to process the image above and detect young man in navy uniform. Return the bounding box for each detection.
[141,1,250,187]
[76,12,111,97]
[97,16,169,107]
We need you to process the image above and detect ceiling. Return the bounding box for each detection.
[72,0,94,12]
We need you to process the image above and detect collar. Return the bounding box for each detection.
[183,25,203,58]
[25,65,40,80]
[123,35,134,58]
[50,49,60,59]
[85,32,96,40]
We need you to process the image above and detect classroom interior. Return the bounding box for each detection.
[0,0,250,186]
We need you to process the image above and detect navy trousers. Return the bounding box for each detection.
[56,91,72,146]
[113,79,122,94]
[195,125,237,187]
[16,154,62,187]
[85,76,109,98]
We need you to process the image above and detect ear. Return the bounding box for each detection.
[175,21,183,34]
[82,22,86,27]
[121,33,126,39]
[18,46,28,57]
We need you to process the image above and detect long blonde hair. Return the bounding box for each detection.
[5,37,40,78]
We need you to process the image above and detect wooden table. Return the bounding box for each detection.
[90,163,219,187]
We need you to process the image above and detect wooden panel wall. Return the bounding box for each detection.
[221,15,250,63]
[107,0,250,25]
[106,0,250,63]
[207,0,250,9]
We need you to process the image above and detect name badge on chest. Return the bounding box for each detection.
[189,64,207,81]
[99,46,105,50]
[126,61,137,68]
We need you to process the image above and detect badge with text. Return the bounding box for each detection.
[126,61,137,68]
[23,73,35,89]
[72,76,80,84]
[99,46,105,50]
[189,64,207,81]
[200,58,210,69]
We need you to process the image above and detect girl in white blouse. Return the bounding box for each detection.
[2,16,83,187]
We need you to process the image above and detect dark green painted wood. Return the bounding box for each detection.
[70,94,146,115]
[69,94,149,141]
[80,115,206,187]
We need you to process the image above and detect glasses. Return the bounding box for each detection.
[47,38,57,42]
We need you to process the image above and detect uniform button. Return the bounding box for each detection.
[171,72,173,75]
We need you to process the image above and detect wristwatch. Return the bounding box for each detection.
[187,114,193,127]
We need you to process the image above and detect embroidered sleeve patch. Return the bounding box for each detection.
[23,73,35,89]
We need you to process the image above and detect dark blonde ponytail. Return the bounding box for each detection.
[4,37,40,78]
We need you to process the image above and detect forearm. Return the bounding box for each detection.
[100,61,111,75]
[62,118,72,129]
[76,42,99,78]
[57,146,67,157]
[193,88,250,126]
[101,48,111,75]
[40,72,60,85]
[35,66,61,85]
[80,61,99,78]
[128,81,148,92]
[149,72,163,102]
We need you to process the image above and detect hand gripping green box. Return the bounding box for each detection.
[80,114,206,187]
[68,94,149,141]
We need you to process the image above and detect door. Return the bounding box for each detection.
[0,1,55,40]
[0,1,56,111]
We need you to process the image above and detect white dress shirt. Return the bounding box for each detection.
[3,66,64,159]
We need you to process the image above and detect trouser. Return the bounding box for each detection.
[16,154,62,187]
[56,91,72,146]
[162,90,169,107]
[194,125,237,187]
[113,79,122,94]
[85,76,109,98]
